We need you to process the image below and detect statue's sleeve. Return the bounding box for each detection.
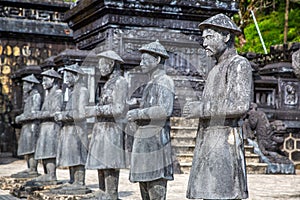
[73,87,89,121]
[97,78,128,118]
[23,92,41,121]
[38,90,63,120]
[139,76,175,120]
[225,57,253,118]
[60,86,89,122]
[32,92,42,112]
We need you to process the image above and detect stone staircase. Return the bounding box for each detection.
[244,144,268,174]
[170,117,268,174]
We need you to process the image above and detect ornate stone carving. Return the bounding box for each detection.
[0,6,65,22]
[243,103,295,174]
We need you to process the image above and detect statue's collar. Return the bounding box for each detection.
[150,68,165,80]
[217,48,237,64]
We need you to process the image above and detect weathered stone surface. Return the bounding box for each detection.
[0,177,28,190]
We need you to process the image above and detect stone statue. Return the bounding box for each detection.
[26,69,63,185]
[126,40,175,200]
[292,49,300,79]
[85,50,128,199]
[183,14,252,199]
[54,63,90,193]
[244,103,295,174]
[11,74,42,178]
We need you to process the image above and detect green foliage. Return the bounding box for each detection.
[237,5,300,53]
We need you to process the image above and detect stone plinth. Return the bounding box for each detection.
[0,177,28,191]
[28,186,93,200]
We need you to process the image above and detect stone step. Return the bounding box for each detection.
[244,145,254,154]
[171,136,196,146]
[171,127,197,138]
[176,153,194,163]
[245,153,261,164]
[179,162,192,174]
[171,117,199,127]
[173,145,195,155]
[246,163,268,174]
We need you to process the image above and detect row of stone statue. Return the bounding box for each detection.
[13,13,254,200]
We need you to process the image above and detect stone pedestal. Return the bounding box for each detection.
[27,186,92,200]
[0,177,28,190]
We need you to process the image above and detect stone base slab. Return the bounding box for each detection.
[0,176,29,190]
[28,187,93,200]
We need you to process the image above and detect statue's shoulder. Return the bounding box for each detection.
[157,74,175,93]
[229,54,252,73]
[79,84,88,92]
[54,88,63,96]
[115,76,127,85]
[232,54,251,67]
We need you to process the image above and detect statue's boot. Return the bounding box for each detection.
[69,165,75,184]
[11,155,39,178]
[39,158,57,184]
[26,159,57,186]
[73,165,86,188]
[56,165,86,190]
[97,169,120,199]
[52,166,76,190]
[104,169,120,200]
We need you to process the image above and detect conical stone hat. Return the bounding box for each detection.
[97,50,124,63]
[63,63,85,75]
[22,74,40,84]
[139,40,169,59]
[199,13,242,35]
[41,69,62,79]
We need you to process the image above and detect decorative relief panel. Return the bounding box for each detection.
[109,28,210,77]
[280,81,300,108]
[0,5,65,22]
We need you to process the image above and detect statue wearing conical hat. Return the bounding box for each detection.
[85,50,128,199]
[25,69,63,186]
[126,40,175,200]
[54,63,90,193]
[11,74,42,178]
[183,13,252,199]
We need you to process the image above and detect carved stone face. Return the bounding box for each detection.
[202,28,227,58]
[64,71,77,88]
[23,81,33,94]
[98,57,114,77]
[42,76,54,90]
[140,53,159,73]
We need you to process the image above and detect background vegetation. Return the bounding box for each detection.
[235,0,300,53]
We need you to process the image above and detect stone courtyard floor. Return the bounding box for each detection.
[0,153,300,200]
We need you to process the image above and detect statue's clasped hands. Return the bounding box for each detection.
[85,106,97,117]
[127,109,139,122]
[15,114,24,124]
[54,112,63,121]
[182,101,202,119]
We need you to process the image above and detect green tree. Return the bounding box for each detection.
[236,0,300,53]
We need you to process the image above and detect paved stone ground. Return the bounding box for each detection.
[0,153,300,200]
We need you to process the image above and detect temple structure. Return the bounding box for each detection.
[2,0,299,173]
[0,0,75,154]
